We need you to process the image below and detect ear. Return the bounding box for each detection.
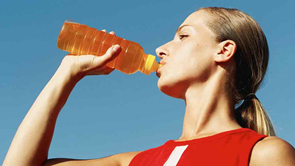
[214,40,237,63]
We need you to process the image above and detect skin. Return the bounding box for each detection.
[4,11,295,166]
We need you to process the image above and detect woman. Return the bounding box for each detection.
[4,7,295,166]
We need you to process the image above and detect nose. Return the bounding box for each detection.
[156,43,169,59]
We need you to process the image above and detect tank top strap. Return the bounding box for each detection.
[236,129,268,166]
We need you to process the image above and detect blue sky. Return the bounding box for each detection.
[1,0,294,163]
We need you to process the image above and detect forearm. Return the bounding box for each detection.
[3,65,80,166]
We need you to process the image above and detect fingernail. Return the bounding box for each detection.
[112,45,121,52]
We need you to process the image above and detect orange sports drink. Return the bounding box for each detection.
[57,19,160,75]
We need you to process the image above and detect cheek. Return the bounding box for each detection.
[173,45,201,78]
[157,42,215,98]
[182,43,215,82]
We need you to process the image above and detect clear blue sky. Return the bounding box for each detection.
[1,0,294,163]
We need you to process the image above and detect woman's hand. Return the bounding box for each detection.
[59,30,122,80]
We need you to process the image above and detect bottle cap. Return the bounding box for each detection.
[142,54,160,75]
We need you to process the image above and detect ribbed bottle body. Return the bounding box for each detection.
[57,21,149,74]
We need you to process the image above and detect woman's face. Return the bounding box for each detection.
[156,10,219,99]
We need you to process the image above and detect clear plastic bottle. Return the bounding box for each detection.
[57,19,160,75]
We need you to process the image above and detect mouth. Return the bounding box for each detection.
[157,60,166,77]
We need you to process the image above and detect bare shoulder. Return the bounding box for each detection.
[250,136,295,166]
[43,151,142,166]
[116,151,142,166]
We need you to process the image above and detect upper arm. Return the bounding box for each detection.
[43,151,142,166]
[250,136,295,166]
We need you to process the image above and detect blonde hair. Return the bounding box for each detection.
[199,7,275,136]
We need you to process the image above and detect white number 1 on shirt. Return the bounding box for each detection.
[164,145,188,166]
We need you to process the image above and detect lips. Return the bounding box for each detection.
[159,60,166,66]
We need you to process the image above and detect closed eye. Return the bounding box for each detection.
[179,34,189,40]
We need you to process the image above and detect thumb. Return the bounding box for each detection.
[94,45,121,66]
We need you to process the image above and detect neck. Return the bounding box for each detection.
[179,71,241,141]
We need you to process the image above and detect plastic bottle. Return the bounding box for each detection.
[57,19,160,75]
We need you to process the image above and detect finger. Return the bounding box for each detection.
[109,31,115,35]
[87,66,115,75]
[93,45,121,66]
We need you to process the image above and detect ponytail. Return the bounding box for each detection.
[235,95,276,136]
[199,7,275,136]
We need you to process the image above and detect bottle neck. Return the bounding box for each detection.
[139,54,160,75]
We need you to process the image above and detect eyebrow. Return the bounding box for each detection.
[176,25,191,34]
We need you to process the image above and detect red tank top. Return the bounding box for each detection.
[129,128,267,166]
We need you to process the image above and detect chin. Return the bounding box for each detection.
[157,77,186,99]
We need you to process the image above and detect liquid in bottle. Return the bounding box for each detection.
[57,20,160,75]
